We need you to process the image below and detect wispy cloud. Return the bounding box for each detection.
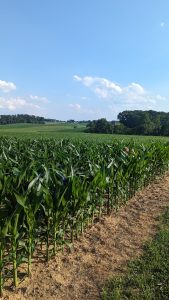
[74,75,165,108]
[74,75,122,93]
[29,94,50,104]
[160,21,169,28]
[73,75,96,87]
[0,80,16,93]
[0,97,40,111]
[0,80,49,115]
[68,103,96,115]
[68,103,81,111]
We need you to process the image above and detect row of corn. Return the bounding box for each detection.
[0,137,169,296]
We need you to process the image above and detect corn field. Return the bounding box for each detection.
[0,137,169,296]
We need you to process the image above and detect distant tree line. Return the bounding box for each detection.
[67,119,90,124]
[0,114,46,124]
[0,115,91,125]
[86,110,169,136]
[117,110,169,136]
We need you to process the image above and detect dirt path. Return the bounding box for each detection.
[4,174,169,300]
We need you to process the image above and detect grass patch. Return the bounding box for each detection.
[102,208,169,300]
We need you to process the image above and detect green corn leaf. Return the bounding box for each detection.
[28,175,40,190]
[14,193,27,209]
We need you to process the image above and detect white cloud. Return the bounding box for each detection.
[98,78,122,93]
[94,87,108,99]
[0,80,16,93]
[74,75,122,93]
[73,75,82,82]
[127,83,145,95]
[0,97,40,111]
[156,94,166,101]
[68,103,97,115]
[29,94,50,104]
[74,75,95,87]
[0,81,49,115]
[68,103,81,110]
[30,95,39,100]
[74,75,164,109]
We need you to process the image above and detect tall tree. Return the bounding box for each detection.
[86,118,113,133]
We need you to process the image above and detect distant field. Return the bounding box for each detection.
[0,123,85,138]
[0,123,169,143]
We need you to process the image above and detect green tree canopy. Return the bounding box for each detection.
[117,110,169,136]
[86,118,113,133]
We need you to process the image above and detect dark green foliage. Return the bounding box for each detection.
[118,110,169,136]
[86,118,113,133]
[0,114,45,125]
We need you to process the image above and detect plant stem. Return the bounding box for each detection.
[53,226,57,256]
[46,214,50,261]
[12,239,18,287]
[0,243,3,297]
[28,233,32,277]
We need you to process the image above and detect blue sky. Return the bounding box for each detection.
[0,0,169,120]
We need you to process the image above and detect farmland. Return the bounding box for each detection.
[0,122,169,142]
[0,129,169,297]
[0,123,86,139]
[0,124,169,297]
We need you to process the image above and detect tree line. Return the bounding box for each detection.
[0,115,90,125]
[86,110,169,136]
[0,114,57,125]
[1,111,169,136]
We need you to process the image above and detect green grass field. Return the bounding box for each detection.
[0,123,169,143]
[0,123,85,137]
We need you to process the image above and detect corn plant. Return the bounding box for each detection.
[0,137,169,295]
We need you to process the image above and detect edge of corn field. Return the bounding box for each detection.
[3,171,169,300]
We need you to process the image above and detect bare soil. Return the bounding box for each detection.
[3,174,169,300]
